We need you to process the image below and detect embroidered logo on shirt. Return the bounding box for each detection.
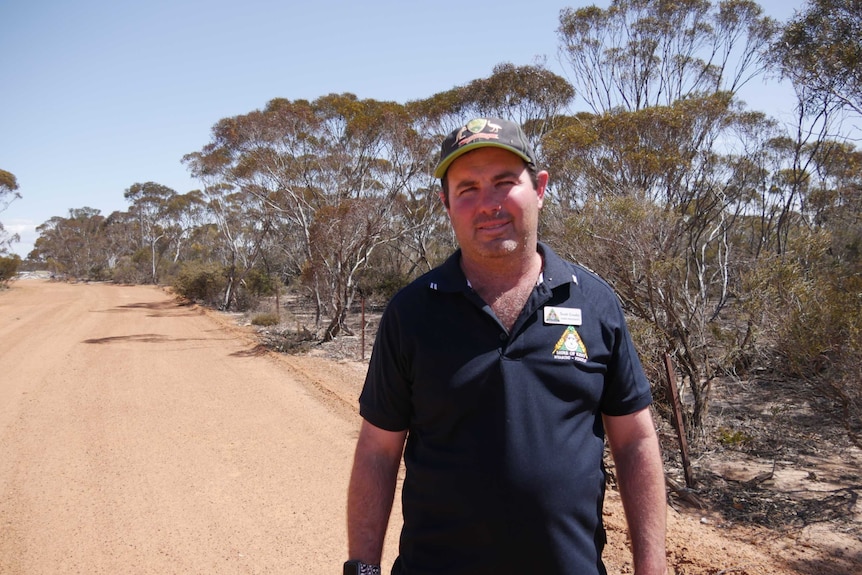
[552,326,588,362]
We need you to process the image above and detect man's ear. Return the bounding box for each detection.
[438,190,450,210]
[536,171,550,207]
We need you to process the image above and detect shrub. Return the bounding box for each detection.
[251,312,280,326]
[740,231,862,431]
[717,426,753,447]
[0,254,21,286]
[112,256,152,284]
[172,261,227,307]
[244,268,279,297]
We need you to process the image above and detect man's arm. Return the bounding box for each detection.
[604,407,667,575]
[347,419,407,564]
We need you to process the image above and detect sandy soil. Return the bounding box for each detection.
[0,280,858,574]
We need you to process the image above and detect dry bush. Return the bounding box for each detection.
[740,231,862,435]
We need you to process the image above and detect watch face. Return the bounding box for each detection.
[343,560,360,575]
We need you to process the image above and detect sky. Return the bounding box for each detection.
[1,0,807,257]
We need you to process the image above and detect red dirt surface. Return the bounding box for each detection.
[1,280,857,574]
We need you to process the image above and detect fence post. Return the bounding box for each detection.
[361,294,366,361]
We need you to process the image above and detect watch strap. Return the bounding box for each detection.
[343,560,381,575]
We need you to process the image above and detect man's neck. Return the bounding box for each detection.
[460,248,542,332]
[460,244,542,291]
[463,242,541,295]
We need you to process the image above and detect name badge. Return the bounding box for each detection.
[544,306,582,326]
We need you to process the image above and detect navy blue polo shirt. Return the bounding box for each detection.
[359,243,652,575]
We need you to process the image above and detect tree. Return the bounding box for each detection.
[185,94,433,332]
[737,138,862,429]
[0,169,20,212]
[0,253,21,286]
[550,0,779,440]
[124,182,178,284]
[774,0,862,117]
[163,190,208,264]
[761,1,862,263]
[33,208,108,279]
[545,99,781,437]
[0,169,21,255]
[558,0,777,114]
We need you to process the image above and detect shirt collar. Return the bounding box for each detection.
[425,242,576,293]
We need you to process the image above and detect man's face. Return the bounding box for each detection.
[441,147,548,262]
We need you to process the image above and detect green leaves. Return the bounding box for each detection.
[774,0,862,116]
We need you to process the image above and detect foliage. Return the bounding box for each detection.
[740,230,862,425]
[773,0,862,117]
[546,0,786,443]
[111,255,151,285]
[0,169,21,211]
[184,93,437,328]
[244,268,279,298]
[0,168,22,255]
[251,313,280,327]
[171,261,228,307]
[716,426,754,447]
[0,254,21,286]
[410,63,575,169]
[32,208,112,280]
[545,99,778,440]
[558,0,777,114]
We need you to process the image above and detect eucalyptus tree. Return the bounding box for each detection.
[735,137,862,429]
[550,0,778,439]
[163,190,208,264]
[0,169,21,254]
[558,0,776,114]
[208,185,275,310]
[124,182,178,284]
[0,169,19,212]
[101,210,137,271]
[184,94,431,333]
[184,123,291,311]
[774,0,862,118]
[764,0,862,265]
[32,208,108,279]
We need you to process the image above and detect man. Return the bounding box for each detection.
[345,118,667,575]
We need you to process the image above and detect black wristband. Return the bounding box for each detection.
[343,560,381,575]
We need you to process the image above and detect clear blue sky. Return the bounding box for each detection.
[1,0,804,257]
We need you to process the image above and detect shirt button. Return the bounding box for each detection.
[499,333,507,341]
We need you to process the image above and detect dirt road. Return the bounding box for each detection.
[1,280,854,574]
[0,280,401,574]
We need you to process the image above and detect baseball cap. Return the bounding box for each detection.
[434,117,536,179]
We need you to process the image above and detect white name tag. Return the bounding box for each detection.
[544,306,582,326]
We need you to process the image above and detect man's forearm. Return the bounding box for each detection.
[614,434,667,575]
[346,423,404,564]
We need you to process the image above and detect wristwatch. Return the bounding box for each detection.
[343,560,381,575]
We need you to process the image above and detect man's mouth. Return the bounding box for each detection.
[476,218,509,231]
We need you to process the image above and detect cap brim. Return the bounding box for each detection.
[433,142,534,179]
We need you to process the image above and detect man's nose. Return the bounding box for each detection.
[478,186,503,215]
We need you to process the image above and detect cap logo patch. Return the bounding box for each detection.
[455,118,503,148]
